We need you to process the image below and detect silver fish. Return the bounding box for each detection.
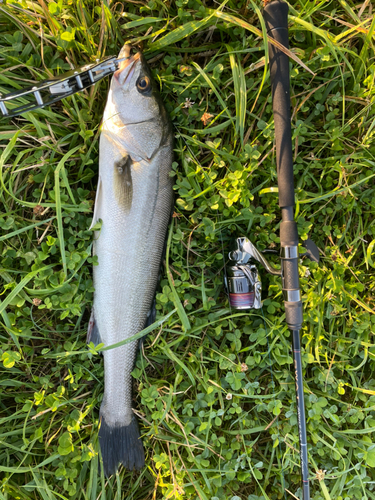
[87,45,173,476]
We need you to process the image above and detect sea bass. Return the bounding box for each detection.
[88,45,173,476]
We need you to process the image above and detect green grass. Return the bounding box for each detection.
[0,0,375,499]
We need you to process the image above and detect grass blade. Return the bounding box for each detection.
[54,145,81,277]
[165,222,191,332]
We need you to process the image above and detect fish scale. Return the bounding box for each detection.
[88,46,173,476]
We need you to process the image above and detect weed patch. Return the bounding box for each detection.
[0,0,375,499]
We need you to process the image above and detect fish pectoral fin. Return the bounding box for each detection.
[89,176,103,230]
[87,308,103,348]
[114,156,133,212]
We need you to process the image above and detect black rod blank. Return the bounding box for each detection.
[292,329,310,500]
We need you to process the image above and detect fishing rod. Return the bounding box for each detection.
[225,1,318,498]
[264,1,310,497]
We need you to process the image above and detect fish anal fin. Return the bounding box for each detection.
[114,156,133,212]
[144,298,157,329]
[138,297,156,351]
[87,309,103,348]
[89,176,103,230]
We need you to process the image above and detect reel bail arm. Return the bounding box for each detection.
[229,237,281,277]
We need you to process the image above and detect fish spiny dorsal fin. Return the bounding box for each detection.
[114,156,133,212]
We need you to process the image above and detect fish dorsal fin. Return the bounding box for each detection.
[113,156,133,212]
[89,176,103,230]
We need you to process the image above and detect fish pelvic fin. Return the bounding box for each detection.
[89,176,103,230]
[99,412,145,476]
[87,309,103,347]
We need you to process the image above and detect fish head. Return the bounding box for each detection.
[111,45,162,125]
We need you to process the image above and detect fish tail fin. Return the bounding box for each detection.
[99,411,145,476]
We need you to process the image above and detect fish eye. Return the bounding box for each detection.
[136,76,151,93]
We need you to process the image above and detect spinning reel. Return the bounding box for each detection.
[224,237,281,310]
[225,236,319,310]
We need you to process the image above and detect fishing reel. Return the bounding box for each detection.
[224,237,281,310]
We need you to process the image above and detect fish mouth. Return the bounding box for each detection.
[114,50,141,86]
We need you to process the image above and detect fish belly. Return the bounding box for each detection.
[92,134,173,474]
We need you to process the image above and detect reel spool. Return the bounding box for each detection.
[225,263,261,310]
[224,237,281,311]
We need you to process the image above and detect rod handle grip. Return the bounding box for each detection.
[263,0,289,31]
[263,0,295,209]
